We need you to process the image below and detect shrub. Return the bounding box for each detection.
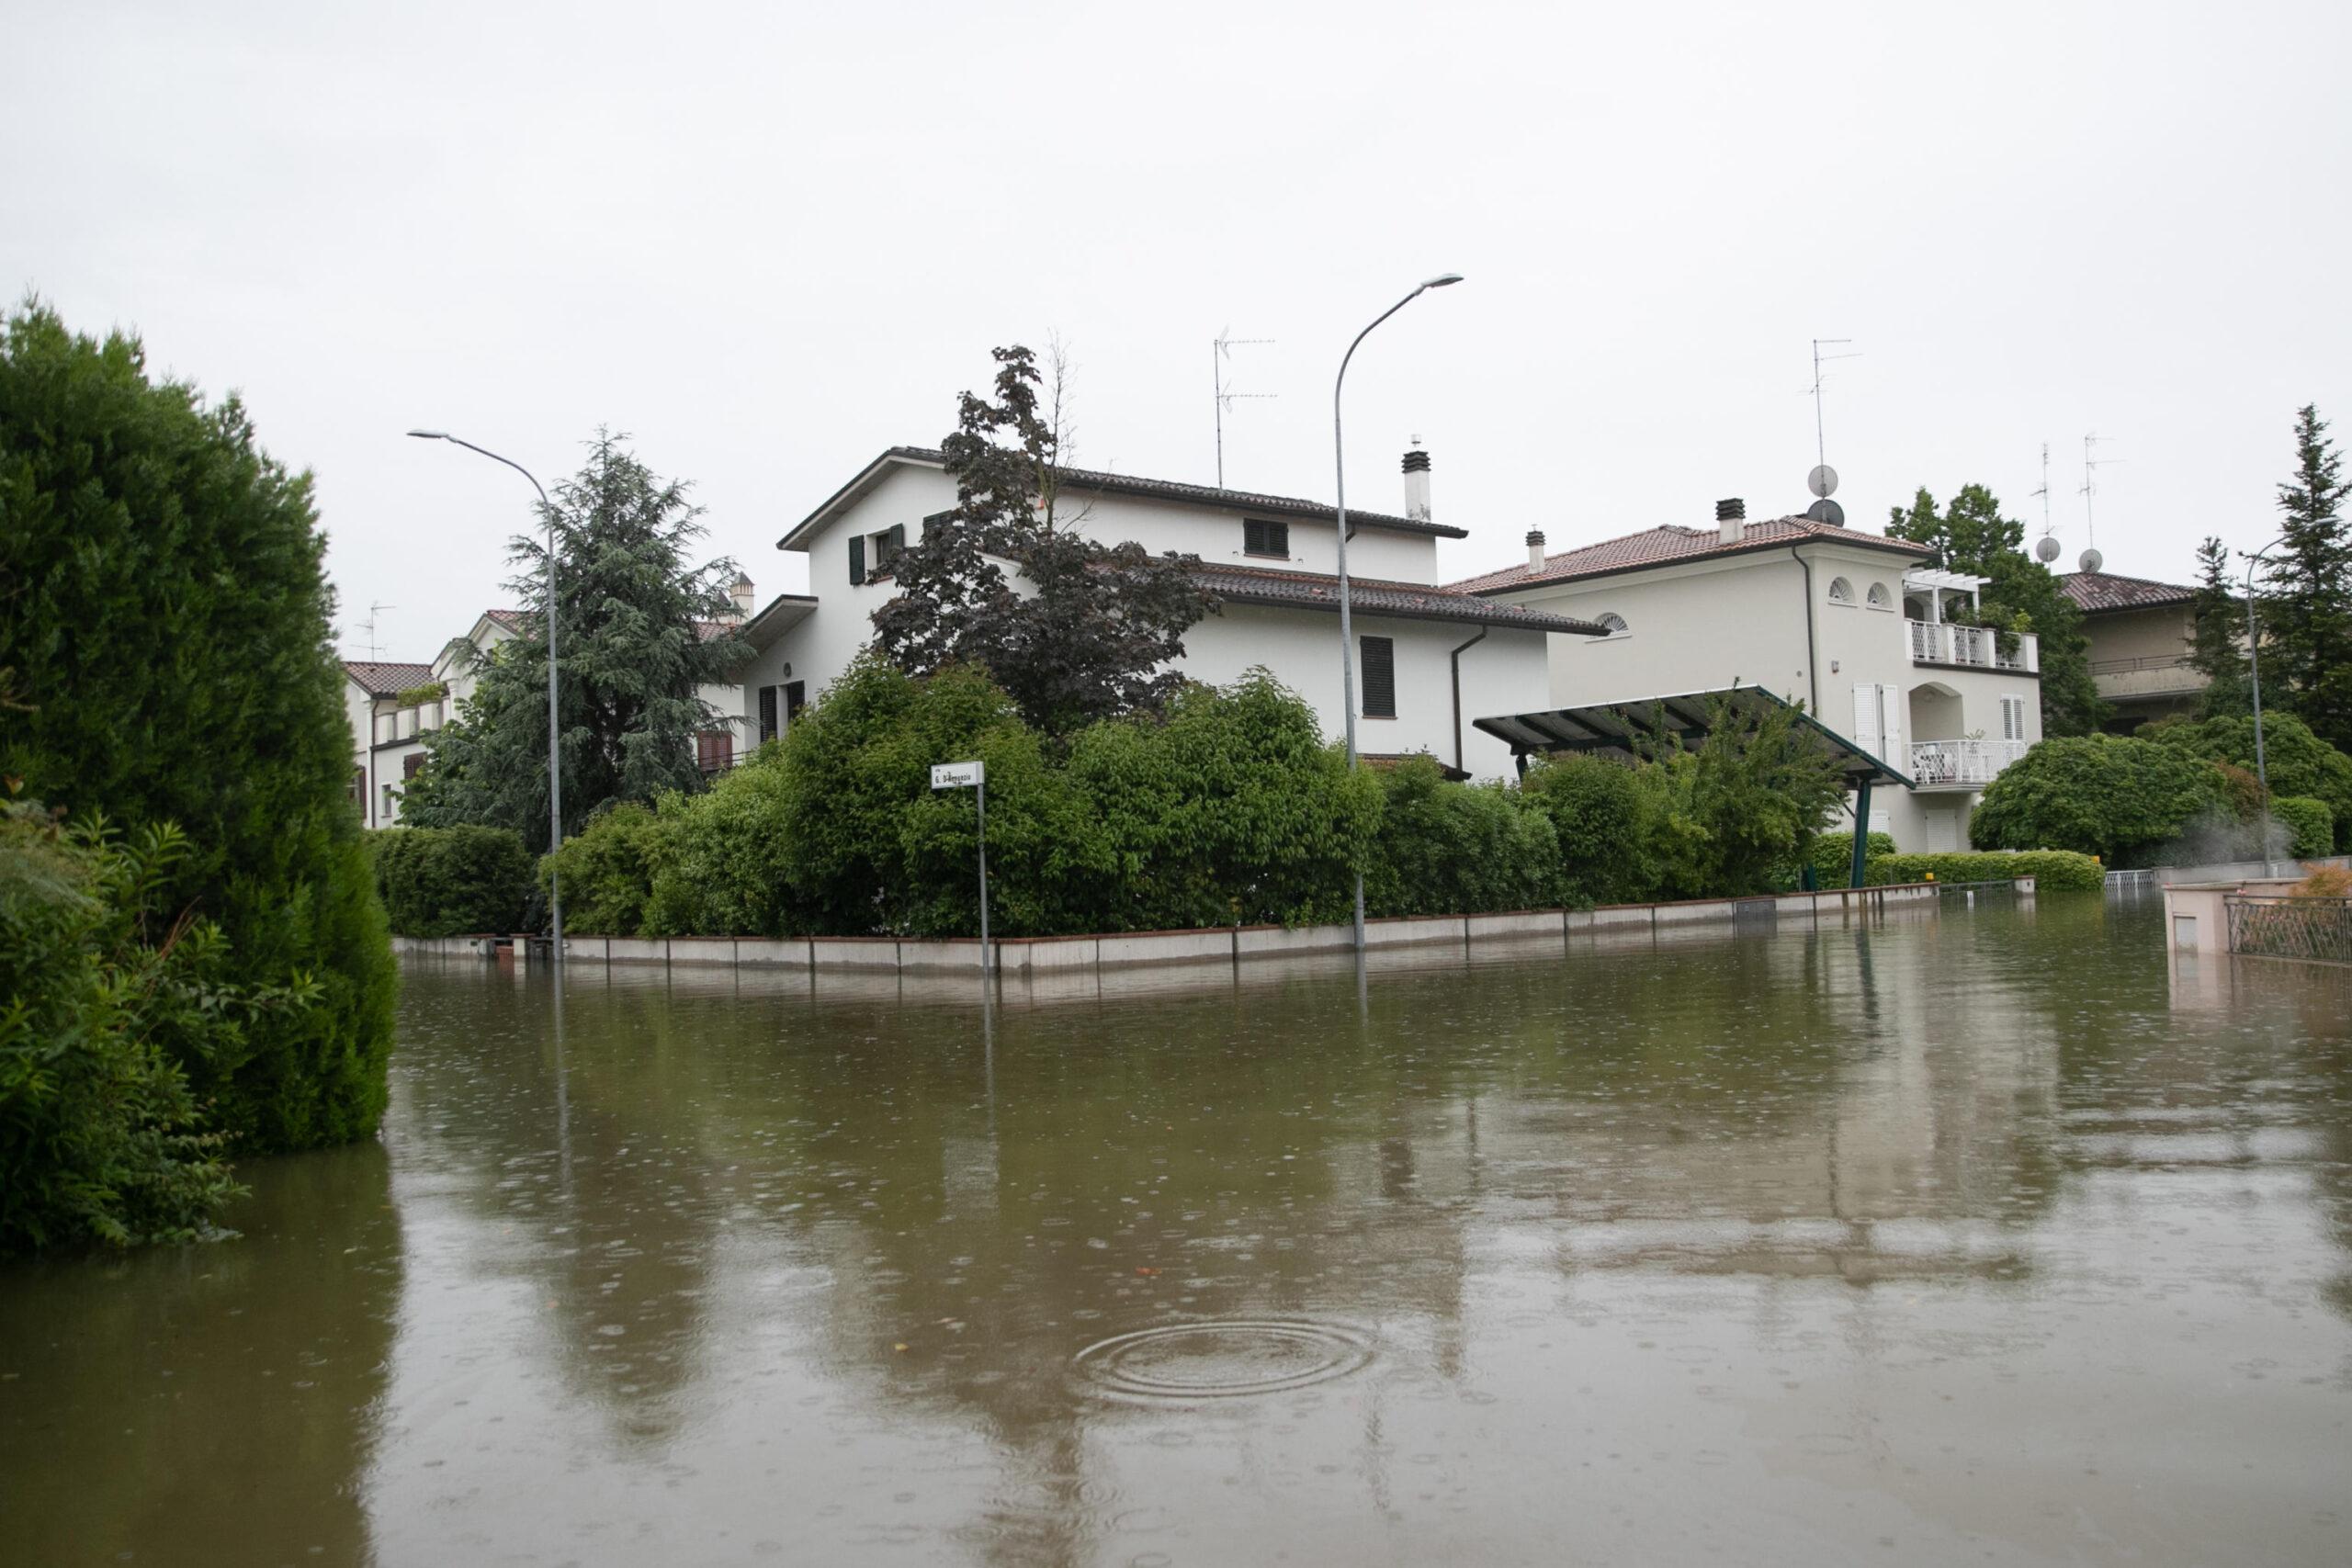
[543,802,674,936]
[1809,831,1896,886]
[2271,796,2335,859]
[1365,759,1563,917]
[2145,714,2352,850]
[1,799,316,1253]
[0,304,394,1152]
[1970,735,2221,863]
[371,826,534,937]
[1866,849,2104,892]
[1520,753,1657,906]
[2293,866,2352,898]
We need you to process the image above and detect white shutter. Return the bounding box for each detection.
[1881,685,1905,769]
[2000,694,2024,742]
[1851,683,1881,753]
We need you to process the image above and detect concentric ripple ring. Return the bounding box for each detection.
[1073,1321,1374,1402]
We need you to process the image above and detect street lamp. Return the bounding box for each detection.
[1332,273,1463,950]
[408,430,565,964]
[2241,534,2291,873]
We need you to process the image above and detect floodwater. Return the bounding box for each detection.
[6,897,2351,1567]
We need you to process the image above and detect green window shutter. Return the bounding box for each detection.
[1361,635,1396,718]
[849,533,865,585]
[888,522,906,563]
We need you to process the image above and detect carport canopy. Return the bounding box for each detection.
[1473,685,1912,789]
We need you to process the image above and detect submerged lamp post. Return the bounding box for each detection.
[2241,535,2291,873]
[1332,273,1463,950]
[932,760,990,976]
[407,430,564,963]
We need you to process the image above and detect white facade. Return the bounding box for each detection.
[1472,520,2045,851]
[730,449,1574,782]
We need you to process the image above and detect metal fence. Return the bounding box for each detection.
[2225,895,2352,964]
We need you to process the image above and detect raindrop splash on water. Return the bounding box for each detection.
[1072,1320,1374,1403]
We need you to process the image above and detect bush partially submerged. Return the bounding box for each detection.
[372,825,534,937]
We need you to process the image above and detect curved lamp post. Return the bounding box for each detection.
[2241,534,2291,873]
[1333,273,1463,949]
[408,430,564,964]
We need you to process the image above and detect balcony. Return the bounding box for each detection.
[1907,619,2038,673]
[2089,652,2204,703]
[1910,738,2028,789]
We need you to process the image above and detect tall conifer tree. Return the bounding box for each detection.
[2263,405,2352,749]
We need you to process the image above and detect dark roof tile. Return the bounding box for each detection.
[1451,517,1932,594]
[2057,570,2197,613]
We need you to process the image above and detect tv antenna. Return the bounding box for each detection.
[2031,442,2061,562]
[1803,337,1861,472]
[1213,329,1276,489]
[2078,434,2120,572]
[360,600,396,661]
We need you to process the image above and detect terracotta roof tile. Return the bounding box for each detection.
[2057,570,2197,614]
[343,660,436,695]
[1449,516,1933,594]
[1191,563,1606,636]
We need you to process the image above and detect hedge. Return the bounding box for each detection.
[372,826,535,937]
[1866,849,2104,892]
[2271,796,2335,859]
[1809,831,1896,884]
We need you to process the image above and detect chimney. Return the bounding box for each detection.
[729,571,755,622]
[1716,497,1746,546]
[1401,436,1431,524]
[1526,529,1547,573]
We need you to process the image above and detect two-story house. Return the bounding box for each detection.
[345,586,756,827]
[2056,570,2204,730]
[1453,499,2044,851]
[730,445,1602,782]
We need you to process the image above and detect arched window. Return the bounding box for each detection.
[1596,612,1629,637]
[1827,577,1855,604]
[1866,581,1892,610]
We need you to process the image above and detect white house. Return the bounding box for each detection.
[1452,499,2044,850]
[730,445,1601,781]
[345,591,754,827]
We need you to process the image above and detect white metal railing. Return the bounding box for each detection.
[1909,738,2028,786]
[1906,620,2038,671]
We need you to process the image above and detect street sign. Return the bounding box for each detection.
[931,761,985,789]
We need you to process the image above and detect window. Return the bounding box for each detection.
[852,523,906,584]
[2000,694,2028,742]
[1827,576,1855,605]
[1243,518,1290,558]
[349,768,364,804]
[696,729,734,773]
[381,783,397,818]
[1360,635,1396,718]
[785,680,807,720]
[1596,612,1629,637]
[1865,581,1892,610]
[759,684,779,744]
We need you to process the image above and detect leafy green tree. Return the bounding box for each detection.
[1519,753,1659,906]
[1889,484,2104,736]
[2260,405,2352,749]
[1639,694,1849,897]
[401,432,749,852]
[0,303,394,1151]
[542,802,677,937]
[1968,735,2220,863]
[871,344,1220,736]
[1,796,317,1252]
[2187,536,2254,717]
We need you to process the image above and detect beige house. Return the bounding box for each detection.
[1453,500,2045,851]
[2056,570,2204,729]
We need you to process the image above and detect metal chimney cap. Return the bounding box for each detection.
[1716,498,1746,522]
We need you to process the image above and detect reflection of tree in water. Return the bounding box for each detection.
[0,1140,401,1565]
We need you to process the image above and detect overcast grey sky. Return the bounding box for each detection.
[8,1,2348,660]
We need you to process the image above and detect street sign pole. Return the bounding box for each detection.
[931,760,990,979]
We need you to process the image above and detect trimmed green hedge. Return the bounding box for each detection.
[1866,849,2104,892]
[2272,795,2335,859]
[372,826,534,937]
[1810,831,1895,883]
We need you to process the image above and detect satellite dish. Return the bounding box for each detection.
[2079,547,2104,574]
[1805,498,1845,527]
[1808,464,1838,499]
[2034,536,2061,563]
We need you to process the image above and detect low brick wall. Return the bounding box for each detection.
[397,883,1945,977]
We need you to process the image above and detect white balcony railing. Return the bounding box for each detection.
[1907,619,2038,672]
[1910,738,2028,787]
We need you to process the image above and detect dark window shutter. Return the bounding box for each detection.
[887,523,906,563]
[1270,521,1288,557]
[849,533,866,585]
[759,685,778,743]
[1360,636,1396,718]
[402,752,425,779]
[785,681,807,719]
[1244,518,1287,557]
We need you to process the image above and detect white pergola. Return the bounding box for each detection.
[1901,568,1988,624]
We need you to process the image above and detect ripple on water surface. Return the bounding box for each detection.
[1073,1320,1374,1403]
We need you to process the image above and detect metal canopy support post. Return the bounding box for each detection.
[1850,778,1873,890]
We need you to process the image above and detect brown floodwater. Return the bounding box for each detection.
[6,895,2351,1566]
